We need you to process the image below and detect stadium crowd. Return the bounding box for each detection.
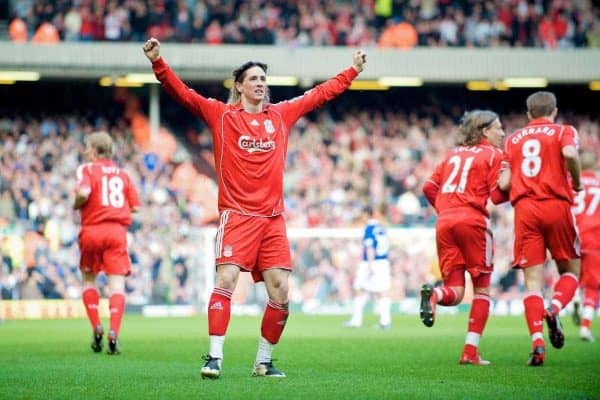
[1,105,598,306]
[0,114,199,305]
[6,0,600,48]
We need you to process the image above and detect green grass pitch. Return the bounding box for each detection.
[1,313,598,399]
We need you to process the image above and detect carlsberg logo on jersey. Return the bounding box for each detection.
[238,135,276,153]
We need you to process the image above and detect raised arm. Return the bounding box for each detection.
[278,50,367,125]
[143,38,223,122]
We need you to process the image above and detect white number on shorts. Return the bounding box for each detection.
[441,156,474,193]
[573,186,600,216]
[521,139,542,177]
[101,176,125,208]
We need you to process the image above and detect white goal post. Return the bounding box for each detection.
[190,227,437,315]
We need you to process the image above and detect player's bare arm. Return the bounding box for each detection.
[498,169,511,192]
[352,50,367,73]
[73,188,90,210]
[562,145,583,191]
[143,38,161,62]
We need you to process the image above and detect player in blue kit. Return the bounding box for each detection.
[344,205,392,329]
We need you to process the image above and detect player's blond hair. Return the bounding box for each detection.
[581,150,597,170]
[526,91,557,118]
[456,110,499,146]
[87,131,113,158]
[227,61,270,105]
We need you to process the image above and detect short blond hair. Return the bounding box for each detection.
[87,132,113,158]
[456,110,499,146]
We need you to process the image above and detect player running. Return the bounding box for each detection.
[74,132,140,355]
[422,110,507,365]
[499,91,582,366]
[572,151,600,342]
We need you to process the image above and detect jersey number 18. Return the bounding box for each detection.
[101,176,125,208]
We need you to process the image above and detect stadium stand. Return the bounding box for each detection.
[3,0,599,48]
[1,87,598,305]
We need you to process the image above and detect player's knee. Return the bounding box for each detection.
[216,273,237,290]
[272,279,289,296]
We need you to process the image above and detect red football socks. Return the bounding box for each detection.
[435,287,459,306]
[261,300,289,345]
[82,286,101,329]
[550,273,579,314]
[109,292,125,336]
[524,293,545,347]
[468,293,491,335]
[463,294,490,357]
[208,287,232,336]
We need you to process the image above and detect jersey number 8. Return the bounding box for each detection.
[521,139,542,177]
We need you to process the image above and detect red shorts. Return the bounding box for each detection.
[580,249,600,288]
[215,211,291,282]
[513,198,580,268]
[436,208,493,280]
[79,223,131,276]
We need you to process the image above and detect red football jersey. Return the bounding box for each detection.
[76,159,140,226]
[503,118,578,204]
[153,57,358,216]
[573,170,600,251]
[426,140,504,217]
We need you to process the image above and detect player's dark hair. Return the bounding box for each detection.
[526,91,557,118]
[457,110,499,146]
[227,61,270,105]
[363,203,387,218]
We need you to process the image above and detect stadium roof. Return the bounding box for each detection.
[1,43,599,85]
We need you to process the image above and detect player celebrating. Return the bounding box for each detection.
[421,110,507,365]
[499,91,582,366]
[572,151,600,342]
[344,205,392,329]
[143,38,366,379]
[74,132,140,355]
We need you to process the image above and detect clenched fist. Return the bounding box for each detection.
[143,38,161,62]
[352,50,367,73]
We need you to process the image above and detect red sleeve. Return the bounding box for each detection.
[423,161,443,207]
[152,57,225,123]
[487,149,509,204]
[277,67,358,127]
[490,186,509,204]
[559,125,579,149]
[422,180,439,208]
[76,163,91,192]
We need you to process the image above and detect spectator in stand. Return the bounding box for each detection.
[5,0,597,47]
[9,16,28,42]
